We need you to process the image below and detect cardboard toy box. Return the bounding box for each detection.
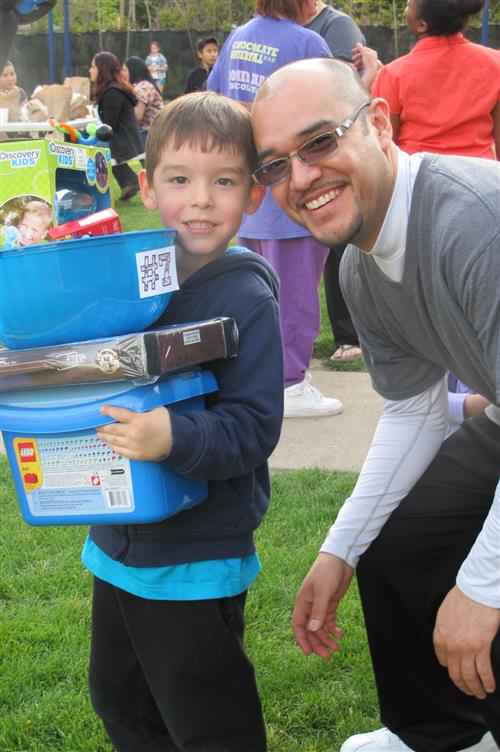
[0,139,112,250]
[47,207,122,240]
[0,318,239,391]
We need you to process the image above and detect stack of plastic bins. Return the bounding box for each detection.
[0,229,218,525]
[0,373,217,526]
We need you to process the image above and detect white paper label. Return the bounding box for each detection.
[135,245,179,299]
[183,330,201,345]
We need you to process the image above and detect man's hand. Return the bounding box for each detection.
[96,405,172,462]
[434,585,500,699]
[292,553,354,659]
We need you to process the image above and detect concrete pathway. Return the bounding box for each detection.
[269,360,383,473]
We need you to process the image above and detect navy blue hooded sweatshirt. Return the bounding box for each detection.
[89,250,284,567]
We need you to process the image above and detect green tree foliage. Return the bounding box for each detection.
[25,0,498,35]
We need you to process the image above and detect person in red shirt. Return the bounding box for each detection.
[371,0,500,160]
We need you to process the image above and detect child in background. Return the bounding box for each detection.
[371,0,500,159]
[145,40,168,94]
[83,91,284,752]
[123,56,164,147]
[184,35,219,94]
[1,199,52,249]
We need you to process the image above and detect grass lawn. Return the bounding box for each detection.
[0,458,378,752]
[0,165,376,750]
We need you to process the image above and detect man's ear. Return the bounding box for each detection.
[369,97,393,150]
[139,168,158,211]
[245,180,265,216]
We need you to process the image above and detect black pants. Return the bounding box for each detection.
[323,245,359,347]
[112,163,139,190]
[89,578,267,752]
[357,413,500,752]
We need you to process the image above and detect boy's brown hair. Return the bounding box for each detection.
[145,91,258,182]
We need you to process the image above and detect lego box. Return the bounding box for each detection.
[0,139,112,250]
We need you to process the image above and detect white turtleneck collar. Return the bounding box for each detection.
[369,148,424,282]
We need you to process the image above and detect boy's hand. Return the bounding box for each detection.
[96,405,172,461]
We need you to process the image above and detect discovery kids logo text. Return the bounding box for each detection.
[49,142,75,167]
[0,148,41,167]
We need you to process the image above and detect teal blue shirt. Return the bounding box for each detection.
[82,537,260,600]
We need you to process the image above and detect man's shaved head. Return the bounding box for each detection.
[255,57,369,110]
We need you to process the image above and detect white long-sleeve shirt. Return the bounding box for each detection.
[321,149,500,608]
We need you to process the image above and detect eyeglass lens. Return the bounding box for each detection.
[257,132,338,185]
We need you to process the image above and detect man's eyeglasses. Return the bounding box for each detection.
[253,100,371,187]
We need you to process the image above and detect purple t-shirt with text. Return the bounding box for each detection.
[208,16,331,239]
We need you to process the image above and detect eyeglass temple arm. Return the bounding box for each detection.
[337,101,371,135]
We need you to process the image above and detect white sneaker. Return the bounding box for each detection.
[284,373,343,418]
[340,728,414,752]
[340,728,499,752]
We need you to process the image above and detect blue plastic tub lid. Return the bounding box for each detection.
[0,369,217,433]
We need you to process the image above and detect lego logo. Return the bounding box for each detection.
[18,442,37,462]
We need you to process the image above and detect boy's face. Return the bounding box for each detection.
[19,211,50,246]
[140,140,263,270]
[198,43,218,70]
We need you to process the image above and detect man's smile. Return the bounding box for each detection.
[304,186,343,211]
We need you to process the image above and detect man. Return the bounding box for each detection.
[251,58,500,752]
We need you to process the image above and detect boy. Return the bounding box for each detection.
[184,36,219,94]
[2,199,52,249]
[83,91,284,752]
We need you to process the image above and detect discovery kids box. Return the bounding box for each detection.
[0,139,112,248]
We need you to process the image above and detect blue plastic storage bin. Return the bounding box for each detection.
[0,370,217,526]
[0,229,176,350]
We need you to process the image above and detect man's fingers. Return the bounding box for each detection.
[306,628,340,659]
[475,650,496,695]
[293,620,340,659]
[435,637,494,700]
